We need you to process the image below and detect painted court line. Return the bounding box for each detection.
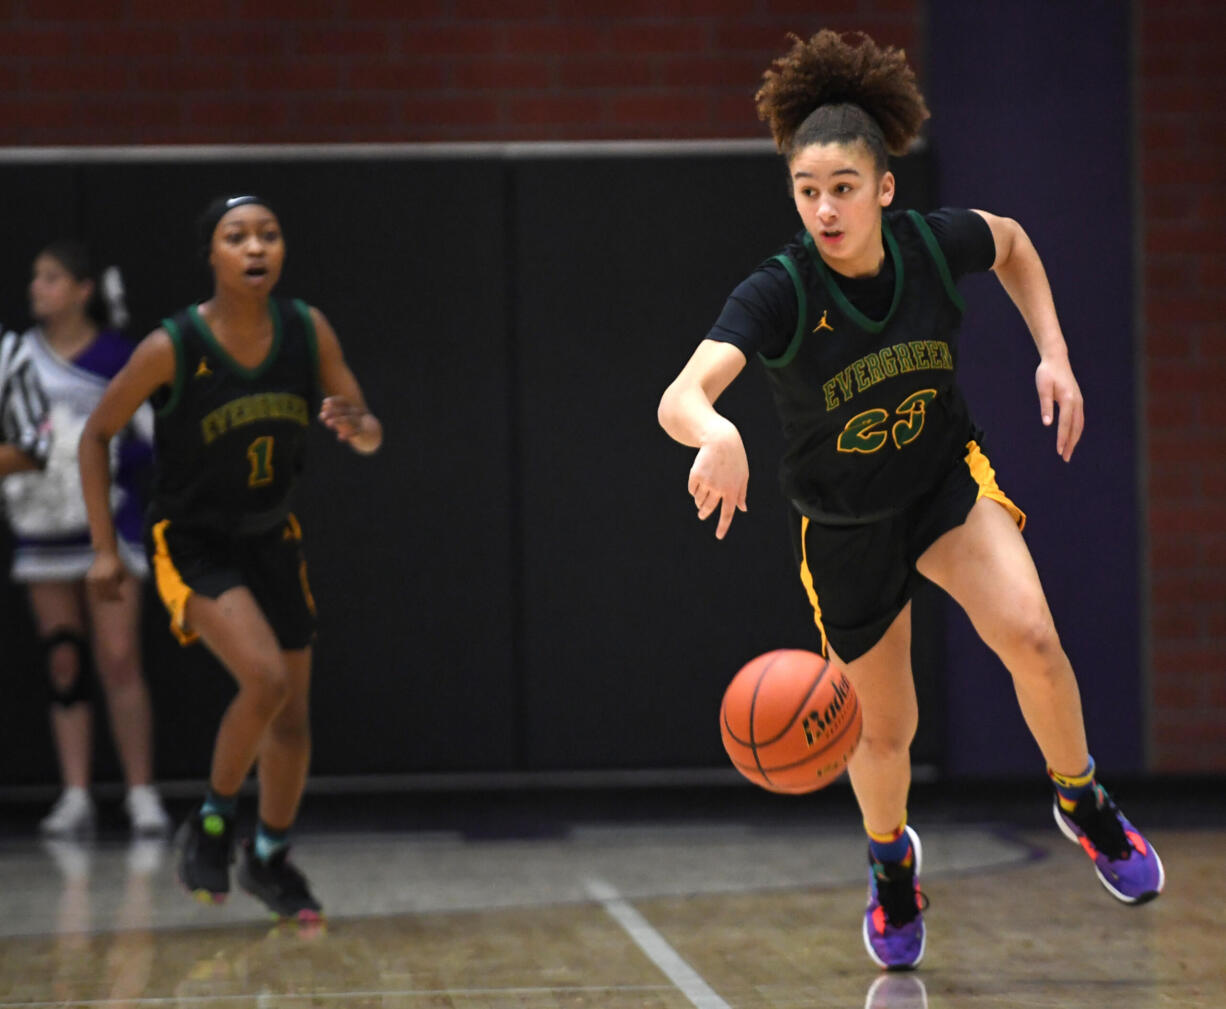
[585,876,733,1009]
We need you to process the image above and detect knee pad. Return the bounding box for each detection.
[41,628,94,708]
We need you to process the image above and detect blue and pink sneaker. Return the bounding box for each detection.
[1053,784,1164,904]
[863,825,927,971]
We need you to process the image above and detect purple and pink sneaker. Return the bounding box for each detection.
[1053,783,1164,904]
[863,825,927,971]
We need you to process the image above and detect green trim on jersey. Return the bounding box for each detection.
[907,209,967,313]
[802,216,904,334]
[759,254,809,369]
[157,317,187,418]
[292,299,321,396]
[187,302,284,380]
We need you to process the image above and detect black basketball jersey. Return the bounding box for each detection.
[150,297,321,533]
[761,209,975,522]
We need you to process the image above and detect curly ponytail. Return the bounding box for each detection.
[754,30,930,169]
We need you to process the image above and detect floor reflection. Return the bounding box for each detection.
[43,837,162,1007]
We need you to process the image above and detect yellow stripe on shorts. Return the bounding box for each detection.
[964,440,1026,531]
[285,513,317,617]
[151,519,198,646]
[797,515,830,659]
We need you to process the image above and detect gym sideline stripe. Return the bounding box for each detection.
[585,876,733,1009]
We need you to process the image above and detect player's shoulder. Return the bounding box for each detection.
[747,233,809,284]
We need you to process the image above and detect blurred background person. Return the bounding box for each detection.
[0,323,51,479]
[3,239,170,837]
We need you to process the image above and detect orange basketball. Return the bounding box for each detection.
[720,648,862,794]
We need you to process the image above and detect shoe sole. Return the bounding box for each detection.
[178,870,228,905]
[862,825,926,971]
[175,822,231,906]
[1051,800,1165,904]
[237,870,324,922]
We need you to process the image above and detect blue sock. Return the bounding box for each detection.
[1049,757,1096,814]
[200,787,238,819]
[255,821,290,862]
[867,819,912,866]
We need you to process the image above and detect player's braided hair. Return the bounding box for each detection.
[754,30,930,170]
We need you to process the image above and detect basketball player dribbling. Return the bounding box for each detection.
[79,195,383,923]
[658,30,1163,971]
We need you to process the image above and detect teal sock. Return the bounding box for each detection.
[255,821,290,862]
[200,787,238,819]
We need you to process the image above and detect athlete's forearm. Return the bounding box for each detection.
[992,223,1069,362]
[658,383,737,450]
[79,423,119,554]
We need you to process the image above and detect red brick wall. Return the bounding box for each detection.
[0,3,921,144]
[1137,0,1226,772]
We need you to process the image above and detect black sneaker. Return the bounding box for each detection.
[177,810,235,904]
[237,841,323,921]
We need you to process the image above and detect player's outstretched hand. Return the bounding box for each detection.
[85,549,126,601]
[688,418,749,540]
[319,395,366,443]
[1035,354,1084,462]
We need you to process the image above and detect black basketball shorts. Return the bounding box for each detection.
[146,513,317,651]
[788,439,1024,664]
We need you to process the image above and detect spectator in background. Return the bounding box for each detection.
[3,240,170,837]
[0,325,52,479]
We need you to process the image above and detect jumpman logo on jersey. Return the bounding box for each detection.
[813,310,834,333]
[194,357,212,378]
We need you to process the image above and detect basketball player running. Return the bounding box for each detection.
[658,30,1162,970]
[80,195,383,922]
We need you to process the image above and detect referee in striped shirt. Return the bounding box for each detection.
[1,327,51,477]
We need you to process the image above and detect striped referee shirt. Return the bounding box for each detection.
[0,328,51,468]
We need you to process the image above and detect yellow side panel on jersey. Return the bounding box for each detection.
[150,519,199,646]
[797,515,831,659]
[964,440,1026,531]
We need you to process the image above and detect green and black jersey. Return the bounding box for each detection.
[150,298,321,534]
[752,210,978,522]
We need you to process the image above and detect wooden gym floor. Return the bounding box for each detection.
[0,780,1222,1008]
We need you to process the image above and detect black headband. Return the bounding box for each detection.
[196,194,277,260]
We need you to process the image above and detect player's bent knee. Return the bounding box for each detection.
[239,659,292,710]
[269,711,311,746]
[1010,612,1062,662]
[986,593,1059,656]
[857,724,916,759]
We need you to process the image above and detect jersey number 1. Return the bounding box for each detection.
[246,435,275,487]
